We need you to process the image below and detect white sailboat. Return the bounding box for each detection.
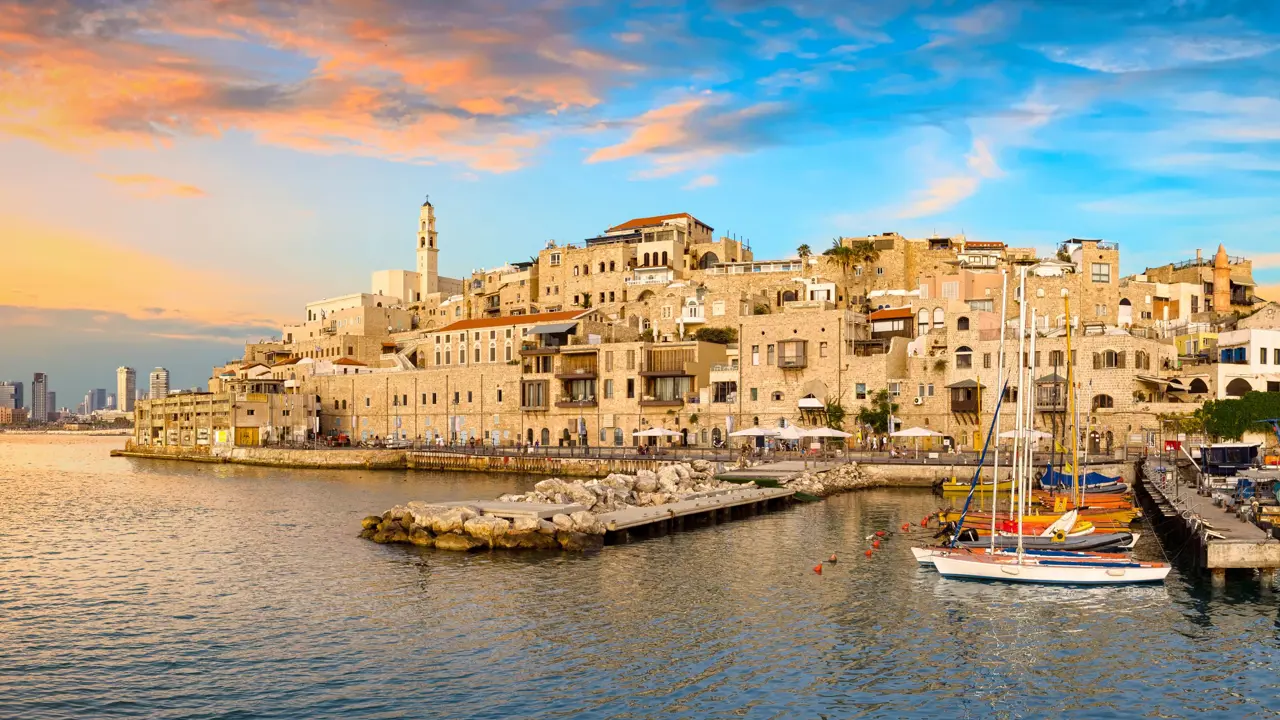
[926,271,1171,586]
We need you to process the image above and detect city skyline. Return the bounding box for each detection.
[3,0,1280,398]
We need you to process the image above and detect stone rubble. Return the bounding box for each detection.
[781,462,885,497]
[359,460,883,551]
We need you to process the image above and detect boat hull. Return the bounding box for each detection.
[931,554,1170,584]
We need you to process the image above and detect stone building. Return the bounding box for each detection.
[134,379,318,448]
[1142,244,1259,316]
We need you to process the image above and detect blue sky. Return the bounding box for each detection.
[2,0,1279,405]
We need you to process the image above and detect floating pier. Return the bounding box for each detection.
[1135,460,1280,588]
[596,486,795,544]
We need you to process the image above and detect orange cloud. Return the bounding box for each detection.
[99,174,206,198]
[0,0,641,171]
[0,213,296,331]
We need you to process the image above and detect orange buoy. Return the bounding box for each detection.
[813,564,823,574]
[875,530,886,537]
[865,549,873,557]
[901,523,910,531]
[828,553,838,563]
[872,539,881,549]
[920,517,929,527]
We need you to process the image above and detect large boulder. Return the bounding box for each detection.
[569,510,605,535]
[602,474,636,493]
[406,502,453,527]
[361,515,382,530]
[672,463,691,481]
[463,516,511,546]
[430,506,477,535]
[551,513,575,532]
[635,470,658,493]
[434,533,485,552]
[691,459,711,473]
[408,528,435,547]
[511,516,541,534]
[657,466,681,493]
[556,531,605,552]
[537,519,558,536]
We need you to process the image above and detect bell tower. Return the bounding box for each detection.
[417,196,439,294]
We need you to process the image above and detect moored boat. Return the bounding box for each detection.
[931,551,1170,584]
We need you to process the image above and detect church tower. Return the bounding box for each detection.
[1212,243,1231,313]
[417,196,439,295]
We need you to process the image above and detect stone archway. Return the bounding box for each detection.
[698,251,720,269]
[1225,378,1253,398]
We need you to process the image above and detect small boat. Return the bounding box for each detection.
[931,551,1171,584]
[913,539,1139,565]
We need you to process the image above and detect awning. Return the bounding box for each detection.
[797,397,824,409]
[1036,373,1067,384]
[1135,374,1173,386]
[528,322,578,335]
[946,379,983,389]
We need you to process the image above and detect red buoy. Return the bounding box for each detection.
[920,517,929,527]
[865,549,873,557]
[872,539,881,549]
[875,530,886,537]
[828,553,838,563]
[901,523,910,531]
[813,564,823,574]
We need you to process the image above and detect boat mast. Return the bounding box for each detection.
[1026,310,1038,518]
[1065,293,1079,506]
[1010,268,1028,521]
[990,269,1009,551]
[1015,272,1029,562]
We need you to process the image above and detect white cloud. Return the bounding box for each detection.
[1039,35,1278,73]
[897,175,981,219]
[683,174,718,190]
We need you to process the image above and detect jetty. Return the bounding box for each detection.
[1135,458,1280,587]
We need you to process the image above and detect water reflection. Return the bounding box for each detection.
[2,436,1280,718]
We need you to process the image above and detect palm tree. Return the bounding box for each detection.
[823,238,855,278]
[797,244,811,261]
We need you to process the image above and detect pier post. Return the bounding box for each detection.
[1211,568,1226,588]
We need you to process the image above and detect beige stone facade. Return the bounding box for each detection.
[134,379,318,448]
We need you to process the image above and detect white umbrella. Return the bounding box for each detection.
[804,427,852,438]
[776,425,806,440]
[728,427,779,437]
[890,426,941,455]
[632,428,681,437]
[998,429,1052,440]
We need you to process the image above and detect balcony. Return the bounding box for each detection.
[679,306,706,324]
[640,348,697,376]
[625,269,674,286]
[555,398,598,408]
[639,397,684,407]
[947,380,982,414]
[555,355,598,379]
[777,340,807,369]
[520,341,561,356]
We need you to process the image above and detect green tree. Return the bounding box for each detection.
[823,238,855,278]
[823,396,848,430]
[1198,392,1280,441]
[855,389,898,434]
[796,244,811,263]
[694,326,737,344]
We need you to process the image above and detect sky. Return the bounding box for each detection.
[2,0,1280,406]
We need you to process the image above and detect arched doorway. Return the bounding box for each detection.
[1226,378,1253,397]
[1118,298,1132,327]
[1189,378,1209,394]
[711,427,722,446]
[680,428,688,446]
[540,428,550,446]
[1104,430,1114,454]
[698,251,719,269]
[781,290,798,303]
[526,428,534,445]
[561,428,571,446]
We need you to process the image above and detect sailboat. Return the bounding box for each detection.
[925,271,1170,585]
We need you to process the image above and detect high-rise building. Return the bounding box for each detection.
[0,381,19,410]
[116,367,136,412]
[91,388,107,413]
[107,393,116,410]
[46,391,57,422]
[149,368,169,400]
[31,373,48,424]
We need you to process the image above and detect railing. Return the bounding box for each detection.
[641,349,696,375]
[705,261,802,275]
[556,356,598,377]
[624,272,674,286]
[710,363,738,372]
[778,354,807,369]
[1171,255,1246,270]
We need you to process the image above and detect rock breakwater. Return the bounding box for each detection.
[781,462,885,496]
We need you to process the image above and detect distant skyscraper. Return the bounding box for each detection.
[107,393,116,410]
[0,381,18,410]
[117,367,136,412]
[91,388,107,413]
[31,373,48,424]
[149,368,170,400]
[47,391,56,421]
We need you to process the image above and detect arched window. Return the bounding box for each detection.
[582,264,589,275]
[752,416,759,426]
[771,391,784,401]
[540,428,550,445]
[712,427,722,445]
[613,428,623,446]
[956,316,970,331]
[1135,350,1149,370]
[573,266,580,276]
[599,262,605,273]
[643,252,650,267]
[781,290,797,303]
[1225,378,1253,397]
[1094,350,1123,369]
[956,345,973,369]
[609,261,615,272]
[661,251,669,266]
[918,309,930,335]
[1092,394,1114,410]
[933,307,944,328]
[1189,378,1209,394]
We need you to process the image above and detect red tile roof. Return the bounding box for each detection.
[607,213,710,233]
[333,358,367,366]
[869,307,914,321]
[437,309,587,333]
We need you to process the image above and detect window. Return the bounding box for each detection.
[466,391,473,402]
[1034,351,1041,368]
[918,383,925,398]
[889,382,901,397]
[334,400,340,410]
[1049,350,1064,367]
[1091,263,1111,283]
[875,267,884,275]
[489,346,496,362]
[453,391,459,404]
[856,383,867,400]
[983,352,991,369]
[364,397,371,407]
[771,391,783,401]
[956,346,973,369]
[767,344,775,365]
[968,299,994,312]
[712,300,725,316]
[626,350,635,370]
[1275,349,1280,365]
[662,306,673,319]
[247,409,255,416]
[609,261,616,272]
[421,393,427,404]
[599,262,605,273]
[1263,348,1269,365]
[751,345,760,366]
[550,252,561,266]
[956,316,970,331]
[573,266,580,276]
[1092,394,1114,410]
[474,347,481,363]
[927,383,935,397]
[1094,350,1124,369]
[941,282,960,300]
[497,389,503,402]
[1191,295,1199,313]
[819,341,828,358]
[626,378,635,399]
[918,309,930,335]
[605,351,614,372]
[505,345,512,362]
[1095,304,1108,317]
[604,379,614,399]
[431,393,437,404]
[750,388,758,401]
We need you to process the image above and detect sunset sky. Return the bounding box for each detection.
[2,0,1279,404]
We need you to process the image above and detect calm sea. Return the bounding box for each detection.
[2,435,1279,719]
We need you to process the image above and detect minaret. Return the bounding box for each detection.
[417,196,439,294]
[1212,243,1231,313]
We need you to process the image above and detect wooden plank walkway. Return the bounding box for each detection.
[597,487,795,532]
[1138,462,1280,586]
[716,460,843,482]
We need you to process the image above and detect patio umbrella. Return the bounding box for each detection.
[804,427,853,438]
[890,426,942,455]
[728,427,780,437]
[775,425,806,440]
[997,429,1052,440]
[632,428,682,437]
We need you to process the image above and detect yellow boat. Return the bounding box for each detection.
[939,478,1014,496]
[937,508,1138,531]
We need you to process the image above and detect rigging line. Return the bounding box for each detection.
[949,376,1012,546]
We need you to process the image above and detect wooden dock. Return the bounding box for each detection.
[1136,461,1280,587]
[716,460,842,483]
[596,486,795,544]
